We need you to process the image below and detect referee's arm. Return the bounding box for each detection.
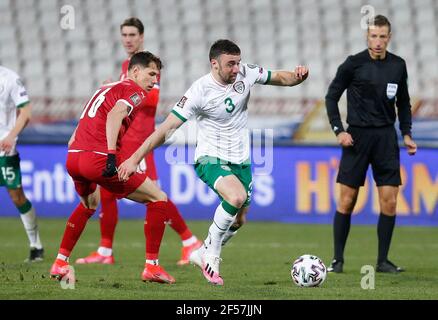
[396,62,412,137]
[396,62,417,155]
[325,58,354,144]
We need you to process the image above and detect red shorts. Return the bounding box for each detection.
[66,151,147,199]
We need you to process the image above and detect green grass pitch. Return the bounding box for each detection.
[0,217,437,300]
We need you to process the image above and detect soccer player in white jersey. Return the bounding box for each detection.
[0,66,44,262]
[117,39,308,285]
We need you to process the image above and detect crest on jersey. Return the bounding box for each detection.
[130,93,141,106]
[233,81,245,94]
[177,96,188,108]
[386,83,398,99]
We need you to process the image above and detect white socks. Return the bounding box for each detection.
[222,229,238,246]
[182,235,198,247]
[20,206,43,249]
[57,254,69,262]
[97,246,113,257]
[205,203,236,257]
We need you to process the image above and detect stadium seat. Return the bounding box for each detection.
[72,77,94,98]
[71,60,92,77]
[48,76,72,98]
[37,0,58,10]
[0,25,16,44]
[67,42,90,61]
[0,57,20,72]
[0,8,13,26]
[0,40,18,60]
[22,59,44,79]
[26,76,47,97]
[93,40,114,61]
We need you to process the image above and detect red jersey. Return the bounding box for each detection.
[119,59,130,81]
[118,58,161,158]
[70,79,148,154]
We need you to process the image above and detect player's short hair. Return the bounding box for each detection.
[368,15,391,33]
[120,17,144,35]
[209,39,241,61]
[128,51,162,70]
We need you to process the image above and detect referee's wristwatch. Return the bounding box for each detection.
[333,126,344,136]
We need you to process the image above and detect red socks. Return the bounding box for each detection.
[99,188,118,248]
[145,201,168,260]
[59,203,95,257]
[59,195,190,261]
[165,199,192,241]
[98,190,190,249]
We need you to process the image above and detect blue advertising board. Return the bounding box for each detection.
[0,145,437,226]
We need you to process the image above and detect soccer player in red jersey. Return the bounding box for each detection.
[76,18,201,266]
[50,52,176,284]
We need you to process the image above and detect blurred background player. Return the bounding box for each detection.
[0,65,44,262]
[76,18,201,266]
[325,15,417,273]
[118,39,309,285]
[51,52,180,284]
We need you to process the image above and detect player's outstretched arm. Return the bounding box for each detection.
[268,66,309,87]
[118,112,183,181]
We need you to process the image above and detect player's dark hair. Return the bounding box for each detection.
[128,51,162,70]
[368,14,391,33]
[120,17,144,35]
[209,39,241,61]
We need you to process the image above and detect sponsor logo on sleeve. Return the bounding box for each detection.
[20,91,27,97]
[386,83,398,99]
[233,81,245,94]
[130,93,142,106]
[177,96,188,108]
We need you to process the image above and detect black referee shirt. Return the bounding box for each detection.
[325,49,412,137]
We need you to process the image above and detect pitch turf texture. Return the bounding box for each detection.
[0,218,437,300]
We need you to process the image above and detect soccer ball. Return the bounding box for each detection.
[291,254,327,287]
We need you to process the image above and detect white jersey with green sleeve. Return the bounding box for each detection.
[171,63,271,164]
[0,66,30,156]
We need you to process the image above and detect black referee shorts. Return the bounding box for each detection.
[337,125,402,188]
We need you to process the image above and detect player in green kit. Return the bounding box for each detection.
[118,39,308,285]
[0,66,44,262]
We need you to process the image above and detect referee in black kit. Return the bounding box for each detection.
[325,15,417,273]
